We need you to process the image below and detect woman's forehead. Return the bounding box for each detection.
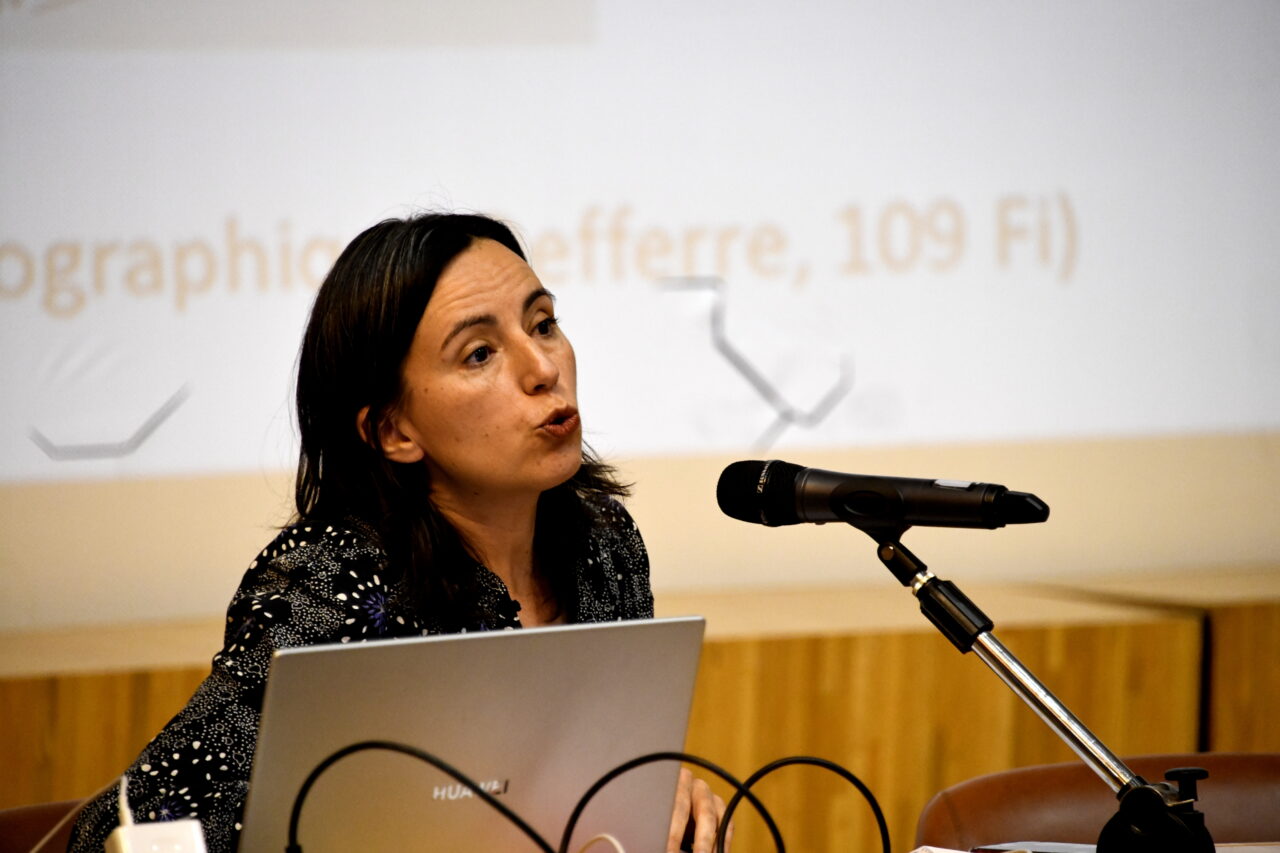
[417,239,548,339]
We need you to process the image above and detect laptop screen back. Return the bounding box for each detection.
[238,617,705,852]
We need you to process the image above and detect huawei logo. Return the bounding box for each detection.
[432,779,510,801]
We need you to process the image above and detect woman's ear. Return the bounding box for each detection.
[356,405,425,463]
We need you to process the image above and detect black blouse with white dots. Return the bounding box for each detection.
[67,497,652,853]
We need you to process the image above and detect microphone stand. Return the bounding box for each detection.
[866,530,1214,853]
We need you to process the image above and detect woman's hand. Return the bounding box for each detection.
[667,767,732,853]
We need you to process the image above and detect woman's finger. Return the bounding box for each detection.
[691,777,722,853]
[667,767,694,853]
[711,792,730,851]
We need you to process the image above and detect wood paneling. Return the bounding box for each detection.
[683,619,1201,853]
[5,605,1277,853]
[1,668,206,807]
[1210,603,1280,752]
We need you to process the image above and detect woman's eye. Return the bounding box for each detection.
[535,316,558,336]
[464,345,491,366]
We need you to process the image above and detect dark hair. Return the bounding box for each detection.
[294,212,627,629]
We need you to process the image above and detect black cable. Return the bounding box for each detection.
[715,756,891,853]
[287,740,886,853]
[557,750,786,853]
[284,739,555,853]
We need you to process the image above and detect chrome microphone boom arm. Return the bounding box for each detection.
[868,533,1213,853]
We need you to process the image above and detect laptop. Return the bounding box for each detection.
[238,616,705,852]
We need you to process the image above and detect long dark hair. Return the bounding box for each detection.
[294,212,627,629]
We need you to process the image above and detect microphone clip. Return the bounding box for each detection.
[875,538,994,654]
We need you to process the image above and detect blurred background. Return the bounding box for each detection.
[2,1,1278,850]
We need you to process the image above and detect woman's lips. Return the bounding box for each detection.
[539,411,580,439]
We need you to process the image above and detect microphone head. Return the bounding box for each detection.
[716,460,804,525]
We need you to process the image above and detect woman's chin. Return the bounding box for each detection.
[543,444,585,489]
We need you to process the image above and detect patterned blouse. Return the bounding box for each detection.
[67,498,652,853]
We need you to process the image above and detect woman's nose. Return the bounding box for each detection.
[517,338,560,394]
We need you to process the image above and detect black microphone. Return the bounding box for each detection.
[717,460,1049,530]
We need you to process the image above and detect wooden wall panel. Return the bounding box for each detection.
[1,668,206,808]
[683,618,1201,853]
[1210,603,1280,752]
[8,604,1278,853]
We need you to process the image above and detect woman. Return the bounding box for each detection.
[67,213,724,852]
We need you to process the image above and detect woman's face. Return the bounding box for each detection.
[382,238,582,504]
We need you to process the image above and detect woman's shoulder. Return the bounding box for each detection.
[261,516,383,556]
[578,496,648,575]
[227,517,419,643]
[579,494,645,553]
[581,493,638,529]
[243,518,384,588]
[572,495,652,620]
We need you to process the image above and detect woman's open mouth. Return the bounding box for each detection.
[539,408,580,438]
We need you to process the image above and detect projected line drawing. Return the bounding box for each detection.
[660,277,853,450]
[29,384,191,461]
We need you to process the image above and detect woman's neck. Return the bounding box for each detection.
[429,487,556,622]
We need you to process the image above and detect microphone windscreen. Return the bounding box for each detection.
[716,461,767,522]
[716,460,803,525]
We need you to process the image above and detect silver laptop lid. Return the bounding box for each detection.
[239,616,705,852]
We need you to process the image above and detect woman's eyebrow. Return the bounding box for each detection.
[440,288,558,352]
[524,287,556,311]
[441,313,495,351]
